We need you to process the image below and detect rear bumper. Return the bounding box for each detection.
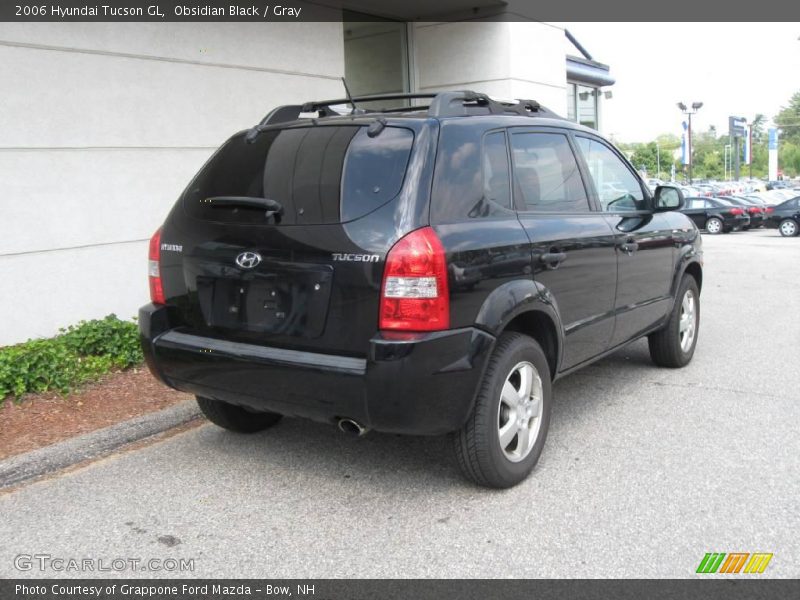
[725,215,750,230]
[139,304,494,435]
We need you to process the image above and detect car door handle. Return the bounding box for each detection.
[618,241,639,254]
[540,252,567,266]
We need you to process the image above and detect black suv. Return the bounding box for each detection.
[140,91,703,488]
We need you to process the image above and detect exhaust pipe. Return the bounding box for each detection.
[337,418,369,437]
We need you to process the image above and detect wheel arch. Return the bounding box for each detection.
[474,279,564,379]
[683,261,703,293]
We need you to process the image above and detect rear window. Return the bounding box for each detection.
[183,125,413,225]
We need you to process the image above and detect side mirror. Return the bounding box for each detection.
[653,185,684,212]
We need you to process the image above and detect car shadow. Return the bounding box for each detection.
[187,343,655,493]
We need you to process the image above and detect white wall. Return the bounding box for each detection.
[0,23,344,345]
[411,21,566,111]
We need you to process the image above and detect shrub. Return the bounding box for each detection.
[0,315,142,403]
[61,314,143,369]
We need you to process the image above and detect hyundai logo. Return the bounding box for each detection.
[235,251,262,269]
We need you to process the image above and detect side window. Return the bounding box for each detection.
[510,132,589,212]
[687,199,704,209]
[576,137,646,212]
[482,131,511,210]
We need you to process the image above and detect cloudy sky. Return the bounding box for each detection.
[558,22,800,143]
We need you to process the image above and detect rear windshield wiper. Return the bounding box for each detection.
[205,196,283,219]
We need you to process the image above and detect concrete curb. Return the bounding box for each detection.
[0,400,202,490]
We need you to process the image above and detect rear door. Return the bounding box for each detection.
[573,134,676,346]
[158,122,427,356]
[510,128,618,370]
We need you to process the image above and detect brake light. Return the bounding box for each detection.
[766,207,775,213]
[148,228,165,304]
[380,227,449,332]
[729,208,744,215]
[748,207,760,213]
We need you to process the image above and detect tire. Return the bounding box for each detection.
[779,219,799,237]
[196,396,282,433]
[705,217,723,234]
[454,332,552,488]
[648,275,700,368]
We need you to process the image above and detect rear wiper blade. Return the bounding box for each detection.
[205,196,283,219]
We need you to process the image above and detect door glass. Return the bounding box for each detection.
[482,131,511,210]
[576,137,646,212]
[510,132,589,212]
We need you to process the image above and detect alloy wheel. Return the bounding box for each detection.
[497,361,544,462]
[679,289,697,353]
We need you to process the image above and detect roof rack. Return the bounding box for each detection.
[245,91,561,143]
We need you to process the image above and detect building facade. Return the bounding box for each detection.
[0,15,612,345]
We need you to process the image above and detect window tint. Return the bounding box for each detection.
[430,124,513,223]
[511,132,589,212]
[265,126,357,224]
[576,137,646,212]
[182,125,412,225]
[341,127,414,222]
[482,131,511,210]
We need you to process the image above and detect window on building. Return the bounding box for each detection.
[576,85,598,130]
[566,83,576,122]
[511,132,589,212]
[343,15,409,104]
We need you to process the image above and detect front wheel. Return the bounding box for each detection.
[705,217,723,234]
[196,396,283,433]
[454,333,552,488]
[648,275,700,368]
[779,219,799,237]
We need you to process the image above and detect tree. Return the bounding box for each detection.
[751,113,766,143]
[630,142,661,176]
[774,91,800,145]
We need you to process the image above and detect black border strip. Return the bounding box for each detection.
[2,1,800,22]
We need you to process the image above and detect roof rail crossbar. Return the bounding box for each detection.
[301,92,439,115]
[245,91,562,143]
[428,91,557,119]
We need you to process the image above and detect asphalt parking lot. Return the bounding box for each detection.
[1,229,798,579]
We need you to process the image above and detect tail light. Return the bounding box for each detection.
[380,227,449,332]
[766,207,775,213]
[148,228,165,304]
[729,208,744,216]
[748,207,760,214]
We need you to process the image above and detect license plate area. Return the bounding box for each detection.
[197,265,333,338]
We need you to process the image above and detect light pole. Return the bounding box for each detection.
[678,101,703,183]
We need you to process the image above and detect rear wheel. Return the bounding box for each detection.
[196,396,282,433]
[705,217,723,234]
[648,275,700,368]
[454,333,551,488]
[779,219,799,237]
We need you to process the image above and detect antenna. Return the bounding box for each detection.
[341,77,359,114]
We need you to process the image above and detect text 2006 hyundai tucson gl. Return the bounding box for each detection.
[140,91,702,488]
